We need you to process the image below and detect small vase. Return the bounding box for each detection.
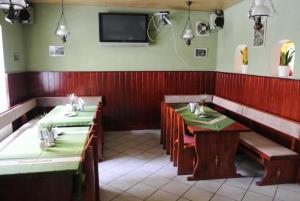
[278,65,290,77]
[241,65,248,74]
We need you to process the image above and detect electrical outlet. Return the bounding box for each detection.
[13,52,20,62]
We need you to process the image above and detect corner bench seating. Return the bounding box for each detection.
[162,94,300,185]
[0,96,103,159]
[0,96,102,201]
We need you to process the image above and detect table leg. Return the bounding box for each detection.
[188,132,240,180]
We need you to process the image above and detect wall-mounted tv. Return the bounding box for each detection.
[99,13,149,47]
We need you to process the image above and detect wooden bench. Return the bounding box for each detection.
[212,95,300,185]
[161,94,300,185]
[240,131,298,185]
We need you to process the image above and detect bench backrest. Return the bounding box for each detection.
[212,96,300,139]
[212,96,244,115]
[36,96,102,107]
[164,94,213,103]
[0,98,37,130]
[243,106,300,139]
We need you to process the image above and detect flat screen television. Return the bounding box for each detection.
[99,13,149,47]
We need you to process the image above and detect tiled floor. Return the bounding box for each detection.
[99,130,300,201]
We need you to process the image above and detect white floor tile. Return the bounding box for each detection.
[217,183,246,201]
[275,187,300,201]
[211,194,235,201]
[99,170,123,185]
[112,192,143,201]
[101,130,299,201]
[124,168,153,182]
[146,190,179,201]
[143,174,171,189]
[127,183,157,200]
[155,164,178,179]
[242,191,273,201]
[195,179,224,193]
[172,175,196,186]
[183,186,214,201]
[100,184,122,201]
[161,180,191,196]
[248,178,277,197]
[278,183,300,193]
[109,175,140,191]
[226,177,253,190]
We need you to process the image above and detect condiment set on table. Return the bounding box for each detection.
[39,93,85,150]
[189,100,207,117]
[65,93,85,116]
[39,126,62,150]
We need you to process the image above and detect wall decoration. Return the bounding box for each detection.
[253,22,266,47]
[49,45,65,57]
[195,48,208,58]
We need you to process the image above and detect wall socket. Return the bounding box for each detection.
[13,52,21,62]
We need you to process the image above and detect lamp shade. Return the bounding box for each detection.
[0,0,26,10]
[183,29,194,40]
[56,25,69,37]
[56,25,70,43]
[251,0,271,16]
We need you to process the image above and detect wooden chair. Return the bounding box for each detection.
[92,103,104,161]
[89,125,100,201]
[160,102,166,146]
[165,106,176,155]
[81,135,97,201]
[173,114,196,175]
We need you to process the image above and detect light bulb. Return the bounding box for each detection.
[56,25,70,43]
[183,29,194,46]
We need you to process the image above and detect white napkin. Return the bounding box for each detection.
[78,97,85,111]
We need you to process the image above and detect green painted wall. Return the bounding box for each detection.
[217,0,300,79]
[24,4,218,72]
[0,13,26,73]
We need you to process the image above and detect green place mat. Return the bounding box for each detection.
[38,105,97,128]
[171,104,235,131]
[0,127,90,176]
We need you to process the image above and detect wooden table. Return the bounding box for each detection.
[187,123,250,180]
[167,104,250,180]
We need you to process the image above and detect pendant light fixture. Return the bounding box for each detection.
[182,0,194,46]
[0,0,27,24]
[55,0,70,43]
[5,1,15,24]
[248,0,277,30]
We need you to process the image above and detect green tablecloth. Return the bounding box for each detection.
[171,104,235,131]
[38,105,97,128]
[0,126,90,176]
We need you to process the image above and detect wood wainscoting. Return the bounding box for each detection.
[7,72,31,106]
[215,72,300,122]
[24,71,215,130]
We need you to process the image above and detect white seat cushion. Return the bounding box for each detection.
[37,96,102,107]
[243,106,300,139]
[0,124,13,143]
[164,94,213,103]
[0,98,37,130]
[0,118,39,152]
[240,131,298,158]
[212,96,244,115]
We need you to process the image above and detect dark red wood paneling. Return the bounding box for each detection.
[7,72,31,106]
[215,72,300,123]
[9,71,300,130]
[26,71,215,130]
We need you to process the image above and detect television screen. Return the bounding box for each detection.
[99,13,149,43]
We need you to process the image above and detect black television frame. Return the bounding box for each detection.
[99,13,149,44]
